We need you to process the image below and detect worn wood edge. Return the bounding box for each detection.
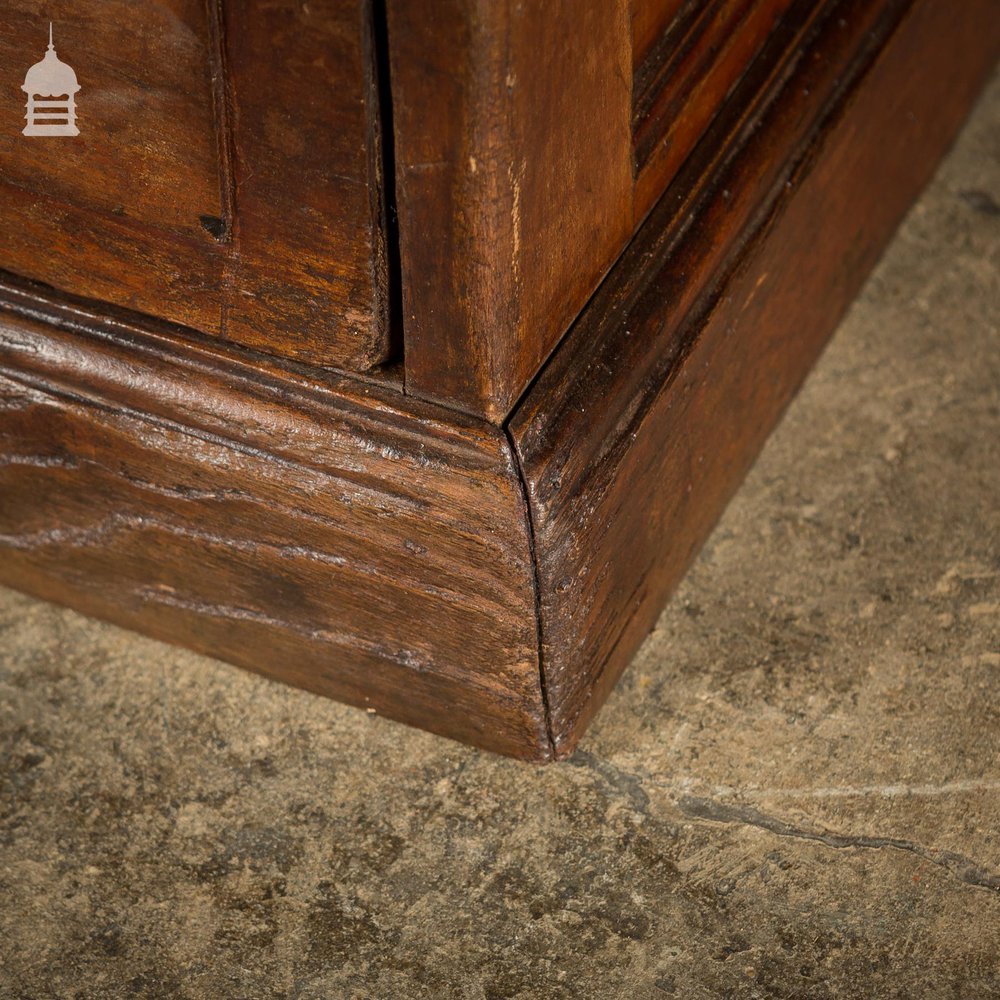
[387,0,633,422]
[0,284,554,761]
[0,269,407,398]
[510,0,999,756]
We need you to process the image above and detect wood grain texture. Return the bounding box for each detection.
[387,0,634,422]
[0,0,389,372]
[632,0,689,69]
[0,0,994,759]
[0,278,550,760]
[512,0,1000,756]
[386,0,897,420]
[632,0,796,222]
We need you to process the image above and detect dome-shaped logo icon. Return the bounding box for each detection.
[22,24,80,137]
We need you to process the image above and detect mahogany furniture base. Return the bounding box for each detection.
[1,0,996,759]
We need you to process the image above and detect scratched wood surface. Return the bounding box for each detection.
[512,0,1000,755]
[386,0,634,422]
[0,0,995,758]
[387,0,888,421]
[0,277,549,759]
[0,0,389,371]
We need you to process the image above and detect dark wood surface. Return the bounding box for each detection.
[0,0,995,758]
[389,0,870,422]
[632,0,796,221]
[0,277,549,760]
[387,0,634,422]
[0,0,390,371]
[512,0,1000,756]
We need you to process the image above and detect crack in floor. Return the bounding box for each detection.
[678,794,1000,893]
[569,749,652,815]
[569,751,1000,894]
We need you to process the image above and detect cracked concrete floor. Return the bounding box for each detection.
[2,73,1000,1000]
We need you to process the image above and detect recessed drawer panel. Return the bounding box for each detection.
[0,0,389,371]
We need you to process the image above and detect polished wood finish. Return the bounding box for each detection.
[512,0,999,755]
[387,0,634,421]
[0,1,390,371]
[0,0,995,758]
[0,277,546,759]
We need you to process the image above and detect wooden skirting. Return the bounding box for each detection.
[1,0,996,759]
[0,289,548,759]
[512,0,999,755]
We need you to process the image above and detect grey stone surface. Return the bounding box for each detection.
[2,72,999,1000]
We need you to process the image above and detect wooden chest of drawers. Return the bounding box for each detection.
[1,0,996,757]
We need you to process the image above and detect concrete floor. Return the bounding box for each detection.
[2,73,999,1000]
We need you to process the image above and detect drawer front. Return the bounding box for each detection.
[0,0,389,371]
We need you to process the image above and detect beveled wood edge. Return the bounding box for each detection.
[1,0,994,761]
[510,0,999,756]
[0,275,556,761]
[0,268,408,401]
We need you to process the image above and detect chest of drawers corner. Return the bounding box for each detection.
[1,0,996,758]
